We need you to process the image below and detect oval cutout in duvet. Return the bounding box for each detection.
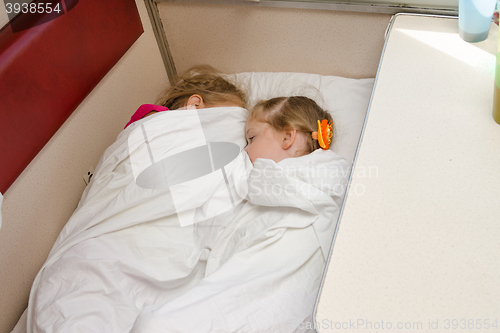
[135,142,241,189]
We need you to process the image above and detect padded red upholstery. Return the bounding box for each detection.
[0,0,143,193]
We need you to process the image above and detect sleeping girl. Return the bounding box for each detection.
[124,65,246,128]
[21,67,350,333]
[129,96,350,333]
[245,95,334,164]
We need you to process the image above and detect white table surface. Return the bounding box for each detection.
[315,14,500,333]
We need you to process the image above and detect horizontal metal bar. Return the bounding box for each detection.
[158,0,458,16]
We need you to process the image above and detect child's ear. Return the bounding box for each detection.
[281,128,297,150]
[186,94,204,109]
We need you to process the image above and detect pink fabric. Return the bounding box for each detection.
[125,104,169,128]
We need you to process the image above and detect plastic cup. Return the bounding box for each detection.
[459,0,496,43]
[493,28,500,125]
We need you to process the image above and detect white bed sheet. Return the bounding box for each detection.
[12,72,373,333]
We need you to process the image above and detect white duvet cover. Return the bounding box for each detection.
[23,106,350,333]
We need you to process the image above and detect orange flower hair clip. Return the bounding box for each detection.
[311,119,333,150]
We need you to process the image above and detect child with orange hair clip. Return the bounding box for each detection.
[244,96,334,164]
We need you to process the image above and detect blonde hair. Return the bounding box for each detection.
[249,96,334,154]
[157,65,246,110]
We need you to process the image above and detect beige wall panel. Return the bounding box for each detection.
[0,7,8,29]
[0,1,169,332]
[158,3,391,78]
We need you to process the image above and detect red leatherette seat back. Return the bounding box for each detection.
[0,0,144,193]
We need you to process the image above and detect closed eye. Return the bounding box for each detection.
[244,136,253,148]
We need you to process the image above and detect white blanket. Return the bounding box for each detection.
[24,107,350,333]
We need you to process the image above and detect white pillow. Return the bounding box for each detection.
[230,72,374,163]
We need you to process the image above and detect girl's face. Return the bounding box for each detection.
[244,120,289,164]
